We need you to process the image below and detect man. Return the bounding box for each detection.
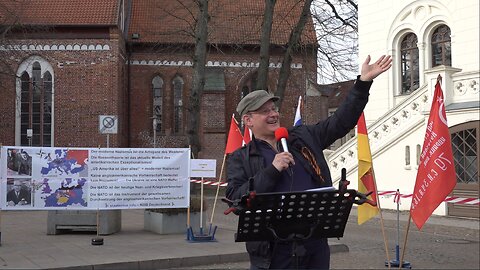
[226,55,392,269]
[17,150,32,175]
[7,180,31,206]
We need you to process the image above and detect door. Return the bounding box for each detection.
[448,121,479,219]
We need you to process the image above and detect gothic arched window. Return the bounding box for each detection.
[431,25,452,67]
[42,71,53,146]
[152,76,164,133]
[400,33,419,94]
[19,60,53,146]
[173,75,184,134]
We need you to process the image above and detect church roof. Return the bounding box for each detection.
[0,0,119,26]
[0,0,317,46]
[128,0,317,46]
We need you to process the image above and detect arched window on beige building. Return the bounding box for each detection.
[400,33,419,94]
[431,24,452,67]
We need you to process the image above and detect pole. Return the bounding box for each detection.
[399,213,412,269]
[91,145,104,245]
[187,146,193,230]
[96,205,100,238]
[99,142,109,233]
[396,190,400,262]
[386,189,410,268]
[209,154,227,225]
[392,189,412,269]
[200,177,204,235]
[370,168,392,268]
[187,206,191,228]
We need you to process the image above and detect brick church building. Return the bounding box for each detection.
[0,0,321,164]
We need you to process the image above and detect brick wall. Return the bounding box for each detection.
[0,38,127,148]
[128,48,316,163]
[0,39,316,165]
[0,62,16,146]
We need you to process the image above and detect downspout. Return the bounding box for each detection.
[127,43,132,147]
[124,0,133,147]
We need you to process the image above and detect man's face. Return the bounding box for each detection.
[244,100,280,139]
[13,182,22,192]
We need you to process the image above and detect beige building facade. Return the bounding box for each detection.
[328,0,479,219]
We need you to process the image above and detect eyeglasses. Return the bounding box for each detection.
[250,106,279,116]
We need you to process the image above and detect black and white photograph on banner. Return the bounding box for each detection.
[6,148,33,176]
[6,178,32,207]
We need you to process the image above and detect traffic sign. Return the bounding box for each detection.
[99,115,118,134]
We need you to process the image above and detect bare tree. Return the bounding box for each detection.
[0,1,23,78]
[253,0,358,107]
[250,0,317,109]
[138,0,210,157]
[0,1,52,87]
[187,0,209,158]
[312,0,358,83]
[255,0,276,91]
[275,0,314,109]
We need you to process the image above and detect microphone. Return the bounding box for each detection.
[274,127,293,177]
[274,127,289,153]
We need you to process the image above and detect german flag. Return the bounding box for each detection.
[357,113,379,224]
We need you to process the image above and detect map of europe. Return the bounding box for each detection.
[40,178,88,207]
[40,149,88,177]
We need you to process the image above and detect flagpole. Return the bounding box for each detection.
[399,212,412,268]
[370,167,392,268]
[209,154,227,225]
[188,146,195,230]
[401,74,455,268]
[357,113,391,267]
[210,114,244,225]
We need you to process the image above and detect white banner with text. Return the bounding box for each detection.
[0,147,190,210]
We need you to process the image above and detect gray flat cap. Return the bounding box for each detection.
[236,90,280,116]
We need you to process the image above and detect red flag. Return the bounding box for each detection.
[357,112,379,224]
[243,127,251,145]
[225,114,244,154]
[410,80,456,230]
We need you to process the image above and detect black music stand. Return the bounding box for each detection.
[234,189,357,268]
[234,189,355,242]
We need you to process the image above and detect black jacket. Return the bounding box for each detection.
[225,77,372,268]
[7,188,31,205]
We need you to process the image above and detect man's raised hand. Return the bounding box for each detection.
[360,55,392,81]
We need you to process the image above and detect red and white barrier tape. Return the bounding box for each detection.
[378,190,479,205]
[190,179,227,187]
[189,180,479,205]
